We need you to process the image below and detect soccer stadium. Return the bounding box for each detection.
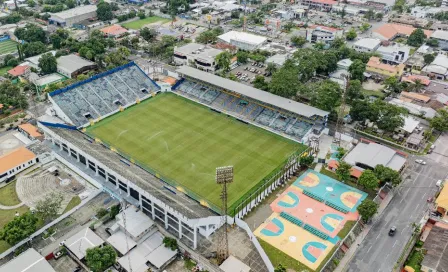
[39,62,329,248]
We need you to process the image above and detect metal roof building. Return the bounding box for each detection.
[0,248,56,272]
[49,5,97,27]
[56,54,97,79]
[176,66,329,118]
[344,142,406,171]
[65,227,104,260]
[218,31,267,51]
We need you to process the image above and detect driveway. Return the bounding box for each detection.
[346,155,447,272]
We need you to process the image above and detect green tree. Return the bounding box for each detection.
[430,109,448,131]
[195,27,223,44]
[336,161,352,182]
[426,38,439,47]
[274,264,287,272]
[35,192,63,222]
[335,147,346,160]
[358,170,379,190]
[22,41,47,57]
[269,66,301,98]
[407,28,427,47]
[38,53,57,75]
[0,212,38,245]
[14,23,46,43]
[215,51,231,72]
[0,81,28,109]
[138,11,146,19]
[393,0,406,13]
[375,12,384,21]
[3,54,15,66]
[346,79,362,103]
[357,199,378,222]
[345,28,357,40]
[423,53,435,64]
[49,33,63,49]
[7,58,19,67]
[85,245,117,272]
[299,155,314,168]
[253,75,268,91]
[97,1,113,21]
[374,100,407,132]
[359,23,371,33]
[27,0,35,7]
[348,59,366,81]
[314,41,325,50]
[266,62,277,74]
[110,205,120,218]
[384,76,404,93]
[140,27,157,42]
[236,50,249,63]
[290,35,306,47]
[310,80,341,111]
[66,0,76,8]
[374,165,401,186]
[364,9,375,20]
[163,237,178,250]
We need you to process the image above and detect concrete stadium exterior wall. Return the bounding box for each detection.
[39,124,223,249]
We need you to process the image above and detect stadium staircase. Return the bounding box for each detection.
[303,224,330,240]
[280,211,303,227]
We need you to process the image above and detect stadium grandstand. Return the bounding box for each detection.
[48,62,160,127]
[174,66,329,142]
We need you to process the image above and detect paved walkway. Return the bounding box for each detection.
[0,202,24,210]
[334,191,395,272]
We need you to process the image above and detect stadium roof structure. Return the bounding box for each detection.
[45,126,215,218]
[0,248,56,272]
[176,66,329,118]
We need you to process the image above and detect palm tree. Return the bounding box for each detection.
[266,63,277,75]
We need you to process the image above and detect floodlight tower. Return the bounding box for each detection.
[216,166,234,265]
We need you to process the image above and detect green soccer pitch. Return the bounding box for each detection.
[0,40,18,55]
[86,93,306,211]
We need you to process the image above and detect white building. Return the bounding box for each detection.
[353,38,381,53]
[430,30,448,50]
[49,5,97,27]
[422,54,448,80]
[173,43,223,72]
[377,44,410,64]
[56,54,97,78]
[0,248,56,272]
[0,147,37,183]
[265,53,290,67]
[64,228,104,260]
[306,25,343,44]
[217,31,267,51]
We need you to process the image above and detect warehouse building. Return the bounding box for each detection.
[56,54,97,78]
[218,31,267,51]
[49,5,97,27]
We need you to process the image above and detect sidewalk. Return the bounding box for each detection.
[334,191,395,272]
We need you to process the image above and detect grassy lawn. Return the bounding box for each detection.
[0,40,18,55]
[259,238,314,272]
[0,181,21,206]
[62,196,81,214]
[0,66,12,77]
[87,93,305,210]
[0,206,30,228]
[122,16,170,29]
[362,88,385,99]
[337,220,356,239]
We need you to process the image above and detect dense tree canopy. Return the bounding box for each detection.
[22,41,47,57]
[336,161,352,182]
[407,29,427,47]
[86,245,117,272]
[97,1,114,21]
[140,27,157,42]
[430,109,448,131]
[357,199,378,222]
[0,81,28,110]
[350,100,407,132]
[196,27,223,44]
[374,165,401,186]
[358,169,379,190]
[14,23,46,43]
[348,59,366,81]
[36,192,63,222]
[310,80,342,111]
[0,213,38,245]
[38,53,57,75]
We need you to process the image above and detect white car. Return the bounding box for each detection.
[415,159,427,165]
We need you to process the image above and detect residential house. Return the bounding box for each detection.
[64,228,104,261]
[401,75,431,87]
[0,248,56,272]
[306,25,343,44]
[395,115,420,136]
[389,98,436,119]
[330,59,352,86]
[431,30,448,50]
[366,56,405,78]
[352,38,381,53]
[18,123,43,141]
[100,24,128,39]
[377,43,410,64]
[422,54,448,80]
[373,23,433,41]
[7,65,30,79]
[300,0,337,11]
[404,45,432,72]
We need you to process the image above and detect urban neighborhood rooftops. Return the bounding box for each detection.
[421,223,448,271]
[18,123,42,138]
[50,5,97,20]
[373,23,433,40]
[0,248,55,272]
[0,147,36,174]
[367,57,405,73]
[353,38,382,50]
[65,227,104,260]
[100,24,128,36]
[7,65,29,77]
[431,30,448,40]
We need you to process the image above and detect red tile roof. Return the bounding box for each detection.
[401,75,431,86]
[373,24,433,40]
[101,25,128,36]
[8,65,29,77]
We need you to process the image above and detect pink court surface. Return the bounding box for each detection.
[255,170,367,270]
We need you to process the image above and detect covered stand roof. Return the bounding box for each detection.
[176,66,329,118]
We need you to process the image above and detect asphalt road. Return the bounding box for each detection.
[346,155,447,272]
[427,132,448,166]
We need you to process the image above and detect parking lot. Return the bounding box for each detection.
[230,62,271,86]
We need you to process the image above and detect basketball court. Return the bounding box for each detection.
[254,170,368,270]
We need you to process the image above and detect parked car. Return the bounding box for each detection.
[388,226,397,236]
[415,159,426,165]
